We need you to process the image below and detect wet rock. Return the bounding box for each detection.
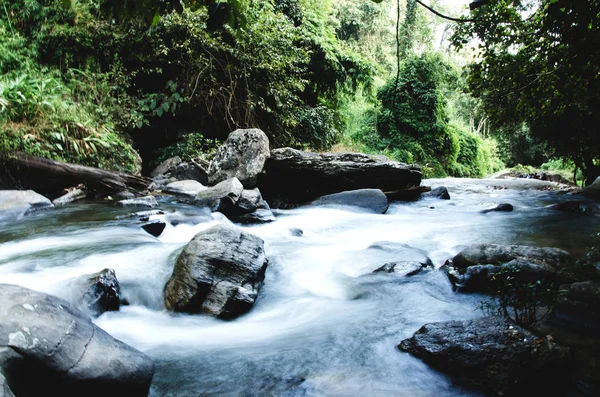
[481,203,513,213]
[233,209,276,224]
[0,284,154,397]
[163,180,207,197]
[117,196,158,208]
[373,261,426,276]
[193,177,243,212]
[164,224,268,319]
[257,148,421,207]
[142,221,166,237]
[398,316,572,396]
[208,128,270,188]
[150,156,182,178]
[309,189,389,214]
[117,209,165,221]
[66,269,121,316]
[555,280,600,333]
[226,189,276,224]
[290,228,303,237]
[114,191,136,200]
[549,200,594,214]
[365,242,433,267]
[52,187,86,206]
[583,177,600,199]
[422,186,450,200]
[0,190,53,216]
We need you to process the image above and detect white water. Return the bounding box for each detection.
[0,178,598,396]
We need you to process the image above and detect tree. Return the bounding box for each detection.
[452,0,600,184]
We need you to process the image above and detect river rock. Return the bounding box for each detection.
[194,177,244,212]
[422,186,450,200]
[208,128,270,188]
[164,224,268,319]
[232,209,276,224]
[554,280,600,333]
[150,156,182,178]
[142,221,166,237]
[52,187,87,206]
[373,261,426,276]
[257,148,421,207]
[309,189,389,214]
[398,316,572,396]
[481,203,513,213]
[163,180,207,197]
[583,176,600,199]
[227,189,276,224]
[0,284,154,396]
[0,190,53,216]
[66,269,121,317]
[549,200,594,214]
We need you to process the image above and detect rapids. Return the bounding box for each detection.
[0,178,598,396]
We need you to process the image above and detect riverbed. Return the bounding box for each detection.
[0,178,598,396]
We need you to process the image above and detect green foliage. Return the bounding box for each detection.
[479,264,561,328]
[452,0,600,184]
[152,133,219,167]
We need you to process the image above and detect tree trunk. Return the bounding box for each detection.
[0,153,151,197]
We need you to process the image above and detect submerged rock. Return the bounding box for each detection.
[481,203,513,213]
[164,224,268,319]
[0,284,154,397]
[373,261,426,276]
[309,189,389,214]
[117,196,158,208]
[398,316,572,396]
[549,200,594,214]
[208,128,270,188]
[258,148,421,207]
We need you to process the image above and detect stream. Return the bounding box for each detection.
[1,178,598,397]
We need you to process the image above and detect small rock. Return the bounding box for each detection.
[142,221,166,237]
[422,186,450,200]
[232,209,276,224]
[194,177,244,212]
[163,180,207,197]
[79,269,121,316]
[309,189,389,214]
[373,261,426,276]
[481,203,514,214]
[290,228,303,237]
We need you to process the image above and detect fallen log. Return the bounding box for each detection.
[0,153,151,197]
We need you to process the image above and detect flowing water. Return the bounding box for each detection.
[0,178,598,397]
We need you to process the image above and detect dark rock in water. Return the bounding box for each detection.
[290,228,303,237]
[117,196,158,208]
[170,162,208,184]
[309,189,389,214]
[114,190,136,200]
[193,177,243,212]
[164,224,268,319]
[398,316,572,396]
[481,203,513,214]
[422,186,450,200]
[77,269,121,316]
[444,244,591,291]
[142,221,166,237]
[549,200,594,214]
[0,190,53,217]
[257,148,421,207]
[343,241,433,274]
[208,128,270,188]
[163,180,207,197]
[583,177,600,199]
[52,187,86,206]
[373,261,426,276]
[0,284,154,397]
[555,280,600,333]
[233,209,276,224]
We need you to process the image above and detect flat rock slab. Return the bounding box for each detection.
[258,148,421,207]
[0,284,153,397]
[398,316,572,396]
[309,189,389,214]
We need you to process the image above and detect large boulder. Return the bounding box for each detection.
[444,244,585,291]
[257,148,421,207]
[208,128,270,188]
[583,176,600,199]
[0,190,52,216]
[309,189,389,214]
[398,316,572,396]
[164,224,268,319]
[0,284,154,397]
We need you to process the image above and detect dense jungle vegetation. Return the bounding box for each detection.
[0,0,598,182]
